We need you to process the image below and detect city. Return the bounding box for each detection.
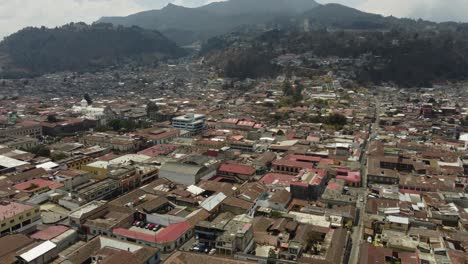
[0,1,467,264]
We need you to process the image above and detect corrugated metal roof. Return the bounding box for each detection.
[187,185,205,196]
[0,155,28,168]
[200,192,226,212]
[19,240,56,262]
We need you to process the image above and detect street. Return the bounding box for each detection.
[347,97,380,264]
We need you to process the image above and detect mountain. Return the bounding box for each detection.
[98,0,319,44]
[301,4,439,30]
[200,4,468,87]
[0,23,186,78]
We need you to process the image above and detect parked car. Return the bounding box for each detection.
[208,249,216,255]
[133,220,139,226]
[145,223,152,229]
[152,225,159,231]
[198,244,207,253]
[148,223,156,230]
[139,222,146,228]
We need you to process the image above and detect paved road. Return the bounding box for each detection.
[347,97,380,264]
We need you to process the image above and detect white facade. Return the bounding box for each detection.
[172,114,206,135]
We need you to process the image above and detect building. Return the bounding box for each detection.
[0,122,42,138]
[290,169,328,201]
[61,235,160,264]
[0,200,41,235]
[54,170,90,191]
[14,179,64,195]
[16,240,58,264]
[81,161,109,180]
[73,178,120,203]
[172,114,206,135]
[112,221,193,253]
[159,156,218,186]
[82,133,139,152]
[335,168,361,187]
[0,155,29,173]
[217,163,256,183]
[0,234,35,263]
[0,136,38,150]
[272,155,321,175]
[215,220,254,255]
[60,155,94,170]
[137,128,180,145]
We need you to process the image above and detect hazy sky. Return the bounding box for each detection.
[1,0,467,39]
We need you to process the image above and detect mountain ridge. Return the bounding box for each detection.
[98,0,320,44]
[0,23,186,78]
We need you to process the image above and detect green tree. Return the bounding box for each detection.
[25,145,51,157]
[146,101,159,117]
[47,115,58,123]
[51,152,68,161]
[461,116,468,126]
[326,113,347,126]
[282,80,293,96]
[84,93,93,105]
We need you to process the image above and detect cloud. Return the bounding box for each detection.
[317,0,468,22]
[0,0,222,39]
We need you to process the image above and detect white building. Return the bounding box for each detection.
[172,114,206,135]
[72,100,116,126]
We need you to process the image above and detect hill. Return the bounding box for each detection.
[98,0,319,44]
[0,23,186,78]
[202,23,468,87]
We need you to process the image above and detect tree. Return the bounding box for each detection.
[51,152,68,161]
[146,101,159,117]
[47,114,58,123]
[461,116,468,126]
[282,80,293,96]
[24,145,51,157]
[267,249,277,264]
[292,81,304,102]
[84,93,93,105]
[326,113,347,127]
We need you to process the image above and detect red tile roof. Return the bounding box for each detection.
[154,221,192,243]
[336,171,361,183]
[237,121,255,127]
[0,201,34,219]
[138,144,177,157]
[220,118,239,124]
[219,163,256,176]
[260,173,298,186]
[30,225,69,240]
[272,159,315,170]
[113,221,192,244]
[14,179,63,193]
[286,155,322,163]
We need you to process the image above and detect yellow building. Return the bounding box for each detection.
[0,200,41,235]
[81,161,109,180]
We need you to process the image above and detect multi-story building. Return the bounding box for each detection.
[172,114,206,135]
[0,122,42,138]
[0,200,41,235]
[82,133,139,152]
[0,136,38,150]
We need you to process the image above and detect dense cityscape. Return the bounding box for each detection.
[0,1,467,264]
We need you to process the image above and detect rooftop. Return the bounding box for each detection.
[0,201,35,219]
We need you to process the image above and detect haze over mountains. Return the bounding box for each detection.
[98,0,320,45]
